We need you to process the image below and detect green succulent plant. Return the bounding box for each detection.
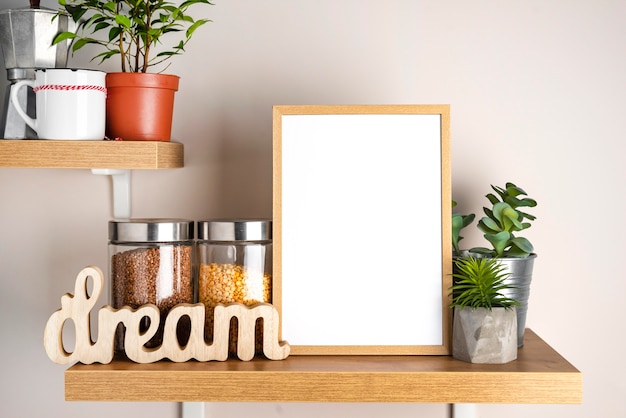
[450,256,519,310]
[451,200,475,256]
[53,0,214,73]
[471,182,537,258]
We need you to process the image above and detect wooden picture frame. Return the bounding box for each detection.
[273,105,451,355]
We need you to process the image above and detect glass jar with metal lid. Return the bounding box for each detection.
[109,219,194,353]
[196,219,272,354]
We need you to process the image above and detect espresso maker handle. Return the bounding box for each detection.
[30,0,41,9]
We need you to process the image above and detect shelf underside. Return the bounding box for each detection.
[0,139,183,169]
[65,330,582,404]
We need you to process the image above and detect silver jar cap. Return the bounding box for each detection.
[197,220,271,241]
[109,219,194,243]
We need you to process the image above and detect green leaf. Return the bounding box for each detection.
[468,247,495,257]
[92,49,120,65]
[108,27,122,42]
[452,214,464,253]
[517,209,536,221]
[94,21,110,32]
[482,207,495,221]
[501,205,523,231]
[452,214,464,230]
[510,237,533,254]
[504,195,537,209]
[484,231,510,257]
[478,217,500,234]
[115,15,132,29]
[103,2,118,13]
[187,19,210,37]
[72,38,91,51]
[486,193,500,205]
[65,5,88,22]
[52,32,76,45]
[491,202,509,220]
[156,51,178,57]
[505,183,525,196]
[462,213,475,228]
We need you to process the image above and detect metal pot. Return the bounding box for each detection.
[498,253,537,347]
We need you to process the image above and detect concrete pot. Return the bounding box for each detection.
[452,307,517,364]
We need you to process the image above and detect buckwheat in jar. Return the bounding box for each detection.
[197,220,272,354]
[109,219,194,354]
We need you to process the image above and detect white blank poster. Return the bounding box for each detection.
[274,105,451,355]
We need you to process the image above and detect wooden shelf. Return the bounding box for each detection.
[65,330,582,404]
[0,139,183,169]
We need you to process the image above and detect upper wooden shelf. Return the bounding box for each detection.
[64,330,582,404]
[0,139,183,169]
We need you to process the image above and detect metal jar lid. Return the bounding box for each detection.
[197,220,272,242]
[109,219,194,243]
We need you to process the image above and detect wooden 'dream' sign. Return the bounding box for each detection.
[43,266,290,364]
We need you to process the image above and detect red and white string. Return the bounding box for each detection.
[33,84,107,96]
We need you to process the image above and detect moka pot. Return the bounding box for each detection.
[0,1,74,139]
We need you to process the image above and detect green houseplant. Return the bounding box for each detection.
[450,256,519,364]
[471,182,537,258]
[53,0,214,141]
[453,182,537,347]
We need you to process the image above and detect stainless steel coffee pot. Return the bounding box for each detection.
[0,1,74,139]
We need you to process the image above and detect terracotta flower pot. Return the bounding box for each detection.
[105,73,179,141]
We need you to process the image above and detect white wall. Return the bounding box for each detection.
[1,0,624,417]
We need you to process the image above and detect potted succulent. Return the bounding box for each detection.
[471,182,537,258]
[450,256,519,364]
[453,182,537,347]
[53,0,214,141]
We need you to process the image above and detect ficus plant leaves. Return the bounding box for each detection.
[52,0,214,73]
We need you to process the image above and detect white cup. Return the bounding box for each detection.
[10,68,106,140]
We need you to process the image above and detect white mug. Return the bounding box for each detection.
[10,68,106,140]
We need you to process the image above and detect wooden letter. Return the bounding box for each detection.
[44,266,290,364]
[213,303,291,361]
[43,266,110,364]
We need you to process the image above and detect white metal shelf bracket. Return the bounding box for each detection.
[181,402,205,418]
[451,403,477,418]
[91,169,131,219]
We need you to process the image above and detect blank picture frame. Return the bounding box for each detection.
[273,105,451,355]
